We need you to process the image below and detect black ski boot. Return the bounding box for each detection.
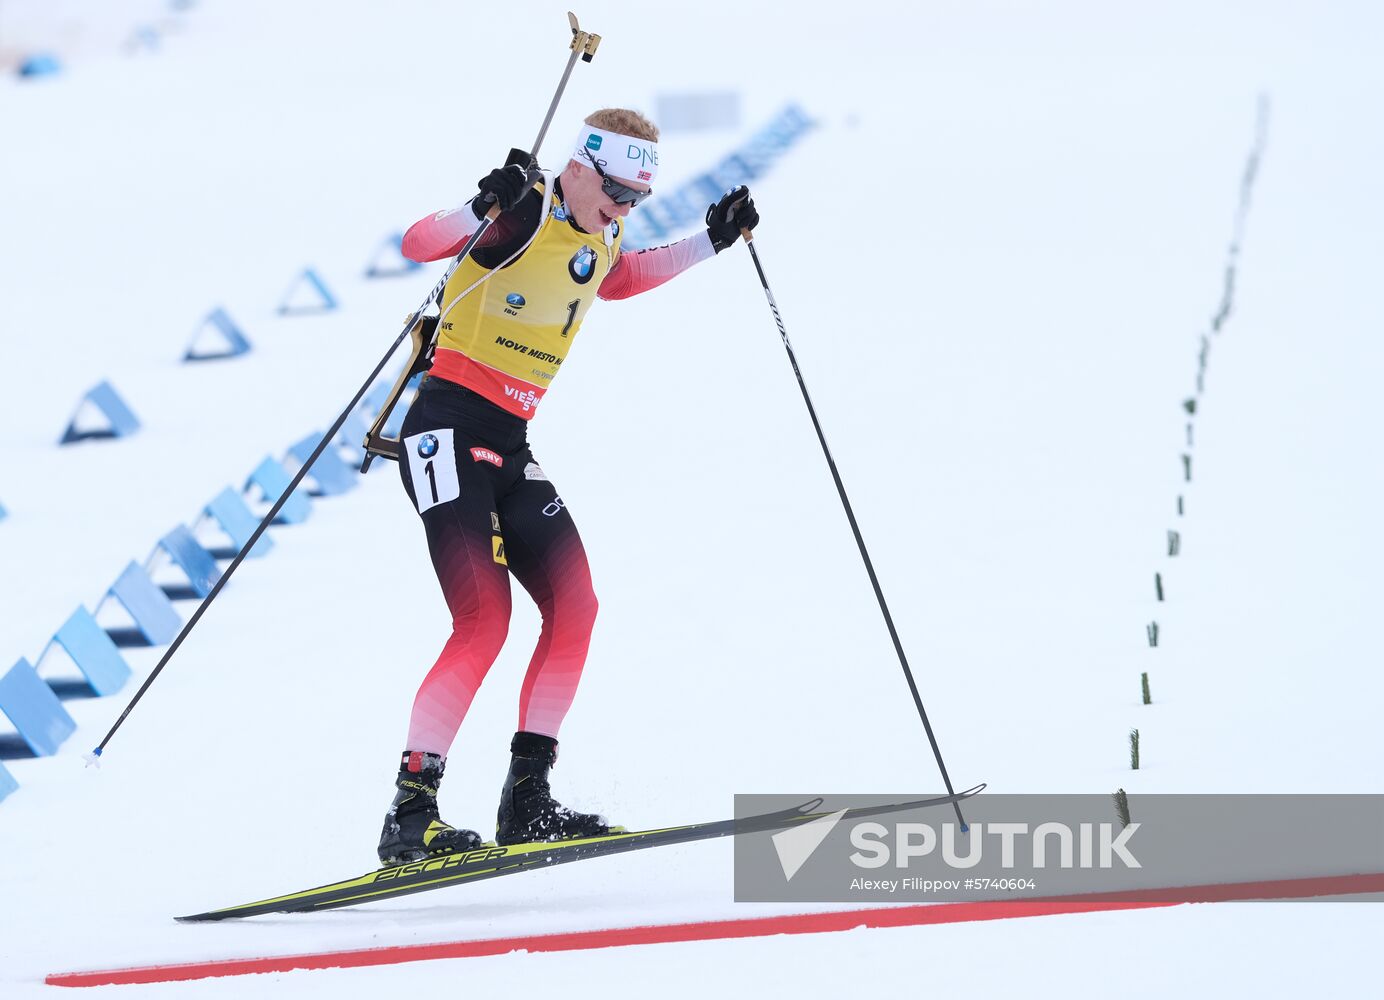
[378,751,482,866]
[496,732,609,845]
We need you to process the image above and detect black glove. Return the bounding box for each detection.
[705,185,759,252]
[472,164,530,218]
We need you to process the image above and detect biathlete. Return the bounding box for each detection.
[378,107,760,864]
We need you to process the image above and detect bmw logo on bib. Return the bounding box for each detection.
[417,433,439,458]
[568,246,598,284]
[610,218,621,239]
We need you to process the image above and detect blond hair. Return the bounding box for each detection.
[584,108,659,142]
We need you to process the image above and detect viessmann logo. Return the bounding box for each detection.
[503,385,540,413]
[772,817,1142,882]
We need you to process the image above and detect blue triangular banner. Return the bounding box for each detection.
[150,525,222,599]
[60,381,141,444]
[278,268,339,315]
[365,233,421,278]
[0,659,76,757]
[202,487,274,558]
[105,563,182,646]
[52,607,133,696]
[19,53,62,78]
[184,307,251,361]
[287,433,358,497]
[244,457,312,525]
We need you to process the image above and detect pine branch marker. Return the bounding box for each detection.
[1113,788,1132,828]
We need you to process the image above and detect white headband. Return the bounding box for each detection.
[574,124,658,185]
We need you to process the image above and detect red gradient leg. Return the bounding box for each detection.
[502,482,599,739]
[406,510,513,755]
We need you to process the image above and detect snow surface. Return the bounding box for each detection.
[3,0,1383,996]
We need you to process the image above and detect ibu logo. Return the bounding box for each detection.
[416,434,439,458]
[586,134,603,151]
[504,292,526,315]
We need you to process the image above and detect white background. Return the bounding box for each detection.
[2,1,1382,996]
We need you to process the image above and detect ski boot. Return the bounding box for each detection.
[495,731,609,845]
[378,751,482,866]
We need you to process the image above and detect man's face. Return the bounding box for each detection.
[561,161,650,234]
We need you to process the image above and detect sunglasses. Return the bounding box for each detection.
[582,148,653,207]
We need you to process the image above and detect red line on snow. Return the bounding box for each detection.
[46,873,1384,988]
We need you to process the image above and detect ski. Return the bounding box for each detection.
[176,784,985,922]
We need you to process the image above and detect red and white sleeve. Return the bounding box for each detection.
[597,231,717,301]
[401,204,486,263]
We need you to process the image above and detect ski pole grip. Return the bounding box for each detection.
[741,227,755,243]
[481,149,543,218]
[504,147,545,196]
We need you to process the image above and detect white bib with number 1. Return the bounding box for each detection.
[404,428,460,513]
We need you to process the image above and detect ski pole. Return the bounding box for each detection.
[87,12,602,764]
[739,229,971,828]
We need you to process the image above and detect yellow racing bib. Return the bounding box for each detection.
[430,177,622,417]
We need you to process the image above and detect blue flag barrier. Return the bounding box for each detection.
[245,457,312,525]
[47,607,134,695]
[104,563,182,646]
[288,433,358,497]
[278,268,340,315]
[0,659,76,757]
[60,381,141,444]
[151,525,222,599]
[202,487,274,558]
[184,307,252,362]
